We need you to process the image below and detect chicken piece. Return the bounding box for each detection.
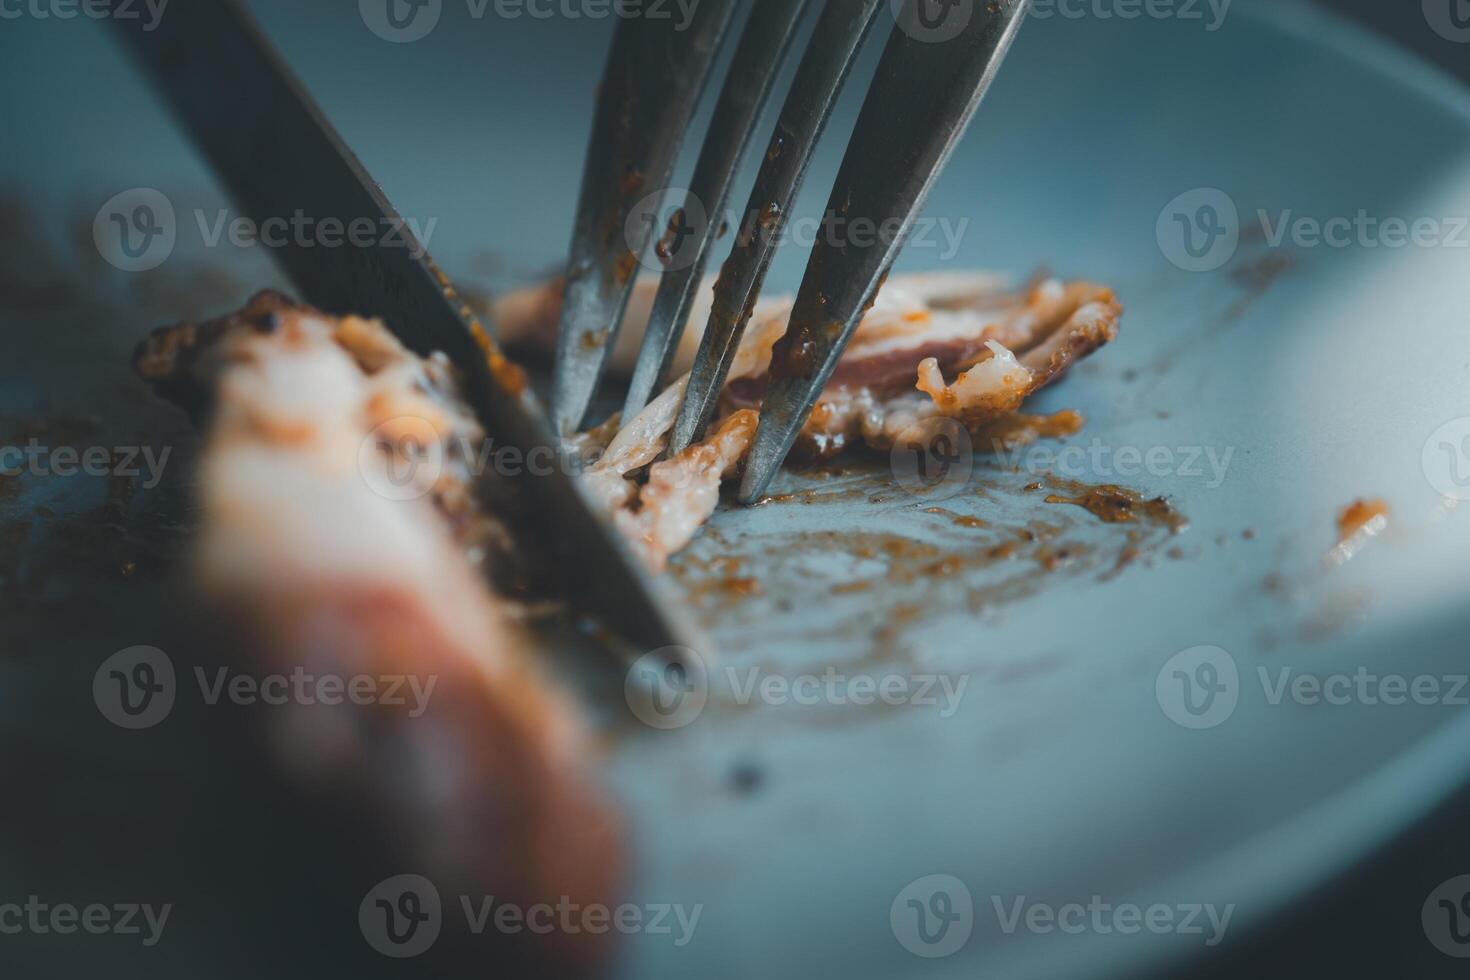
[135,292,621,973]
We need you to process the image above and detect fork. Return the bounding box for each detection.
[552,0,1033,503]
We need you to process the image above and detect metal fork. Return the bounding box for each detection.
[553,0,1033,502]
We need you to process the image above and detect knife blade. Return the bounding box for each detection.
[106,0,698,654]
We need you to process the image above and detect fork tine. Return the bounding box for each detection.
[738,0,1033,503]
[551,3,738,435]
[620,0,815,423]
[666,0,888,456]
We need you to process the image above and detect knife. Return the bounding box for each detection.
[106,0,698,655]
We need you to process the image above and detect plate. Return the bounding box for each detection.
[2,2,1469,978]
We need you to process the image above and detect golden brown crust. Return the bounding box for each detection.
[133,289,301,406]
[136,295,623,972]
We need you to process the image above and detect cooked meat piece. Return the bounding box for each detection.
[491,273,1121,567]
[915,340,1033,421]
[614,410,759,571]
[526,273,1116,566]
[136,293,621,972]
[577,292,794,521]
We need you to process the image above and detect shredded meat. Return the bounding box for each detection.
[489,273,1122,567]
[614,410,758,571]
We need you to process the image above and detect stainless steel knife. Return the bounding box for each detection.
[107,0,697,654]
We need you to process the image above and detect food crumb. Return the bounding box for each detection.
[1336,498,1390,543]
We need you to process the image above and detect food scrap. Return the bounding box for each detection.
[1041,477,1188,534]
[133,292,621,972]
[1326,497,1390,568]
[1336,498,1390,543]
[496,271,1123,569]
